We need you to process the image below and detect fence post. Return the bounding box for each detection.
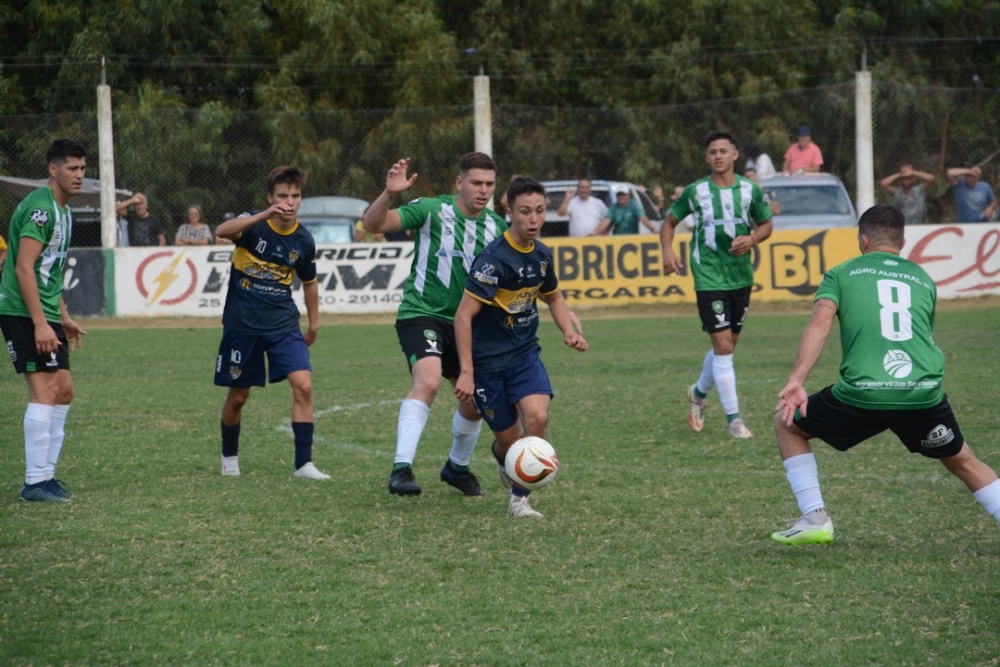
[97,57,118,248]
[473,69,494,207]
[855,69,875,216]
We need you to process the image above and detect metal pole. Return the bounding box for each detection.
[97,56,118,248]
[855,69,875,216]
[473,69,494,208]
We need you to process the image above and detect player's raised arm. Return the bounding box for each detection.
[364,158,417,234]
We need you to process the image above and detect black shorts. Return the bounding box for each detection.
[794,386,965,459]
[395,316,460,379]
[696,287,752,334]
[0,314,70,374]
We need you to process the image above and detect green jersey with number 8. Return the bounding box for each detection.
[816,251,943,410]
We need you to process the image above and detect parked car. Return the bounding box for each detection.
[297,196,369,244]
[759,173,857,230]
[538,179,663,237]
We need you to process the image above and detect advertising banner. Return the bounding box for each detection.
[114,244,414,317]
[62,248,106,317]
[112,224,1000,317]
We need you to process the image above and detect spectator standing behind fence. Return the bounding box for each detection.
[782,125,824,175]
[745,167,782,216]
[116,193,166,246]
[879,164,934,226]
[946,165,998,223]
[557,179,608,237]
[593,186,653,235]
[0,234,7,276]
[175,205,213,245]
[744,143,777,180]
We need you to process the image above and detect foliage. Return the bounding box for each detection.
[1,303,999,665]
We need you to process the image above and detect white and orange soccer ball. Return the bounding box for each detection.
[505,436,559,490]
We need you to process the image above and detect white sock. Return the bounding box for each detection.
[712,353,739,416]
[973,479,1000,524]
[448,409,482,467]
[784,453,826,517]
[395,399,430,466]
[695,349,715,395]
[24,403,54,485]
[45,404,70,479]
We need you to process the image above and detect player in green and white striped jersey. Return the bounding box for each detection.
[362,153,507,498]
[0,139,88,503]
[660,131,773,439]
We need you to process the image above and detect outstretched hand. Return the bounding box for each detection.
[386,158,419,195]
[775,379,809,426]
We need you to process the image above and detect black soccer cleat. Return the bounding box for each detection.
[440,460,487,496]
[388,466,422,496]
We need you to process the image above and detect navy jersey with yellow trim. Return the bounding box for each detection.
[464,231,558,372]
[222,217,317,335]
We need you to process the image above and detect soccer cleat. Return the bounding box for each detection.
[294,462,331,480]
[728,418,753,439]
[771,516,835,546]
[388,466,422,496]
[48,479,73,500]
[497,462,514,491]
[507,494,543,518]
[687,384,706,432]
[19,480,71,503]
[440,461,487,496]
[221,455,240,477]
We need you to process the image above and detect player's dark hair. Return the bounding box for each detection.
[459,152,497,175]
[858,204,905,247]
[267,165,308,195]
[46,139,86,166]
[506,176,546,209]
[705,130,737,149]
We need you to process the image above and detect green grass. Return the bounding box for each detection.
[2,301,999,666]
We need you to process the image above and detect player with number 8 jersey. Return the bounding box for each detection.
[816,247,943,410]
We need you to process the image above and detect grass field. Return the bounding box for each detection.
[2,301,999,666]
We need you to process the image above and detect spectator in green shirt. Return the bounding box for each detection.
[593,186,652,235]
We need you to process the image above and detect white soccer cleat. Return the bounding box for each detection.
[497,462,514,491]
[771,515,835,545]
[728,418,753,439]
[687,384,706,432]
[507,494,543,519]
[294,462,331,480]
[221,455,240,477]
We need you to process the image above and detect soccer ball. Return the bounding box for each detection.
[505,436,559,490]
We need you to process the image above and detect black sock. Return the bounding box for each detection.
[491,439,504,466]
[221,421,240,458]
[292,422,313,470]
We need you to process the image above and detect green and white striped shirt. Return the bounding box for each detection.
[396,195,507,322]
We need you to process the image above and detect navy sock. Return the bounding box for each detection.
[292,422,313,470]
[221,421,241,458]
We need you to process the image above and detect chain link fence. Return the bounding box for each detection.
[1,82,997,247]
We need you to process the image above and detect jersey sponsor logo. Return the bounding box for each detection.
[921,424,955,449]
[216,354,223,373]
[422,329,441,354]
[883,259,899,266]
[474,263,499,285]
[46,351,58,367]
[882,349,913,378]
[30,209,49,226]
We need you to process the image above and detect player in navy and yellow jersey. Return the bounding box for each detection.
[0,139,88,502]
[771,205,1000,545]
[454,177,588,518]
[213,166,329,480]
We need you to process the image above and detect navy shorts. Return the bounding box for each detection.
[794,386,965,459]
[214,328,311,388]
[0,314,70,374]
[696,287,751,334]
[471,345,553,432]
[395,316,460,379]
